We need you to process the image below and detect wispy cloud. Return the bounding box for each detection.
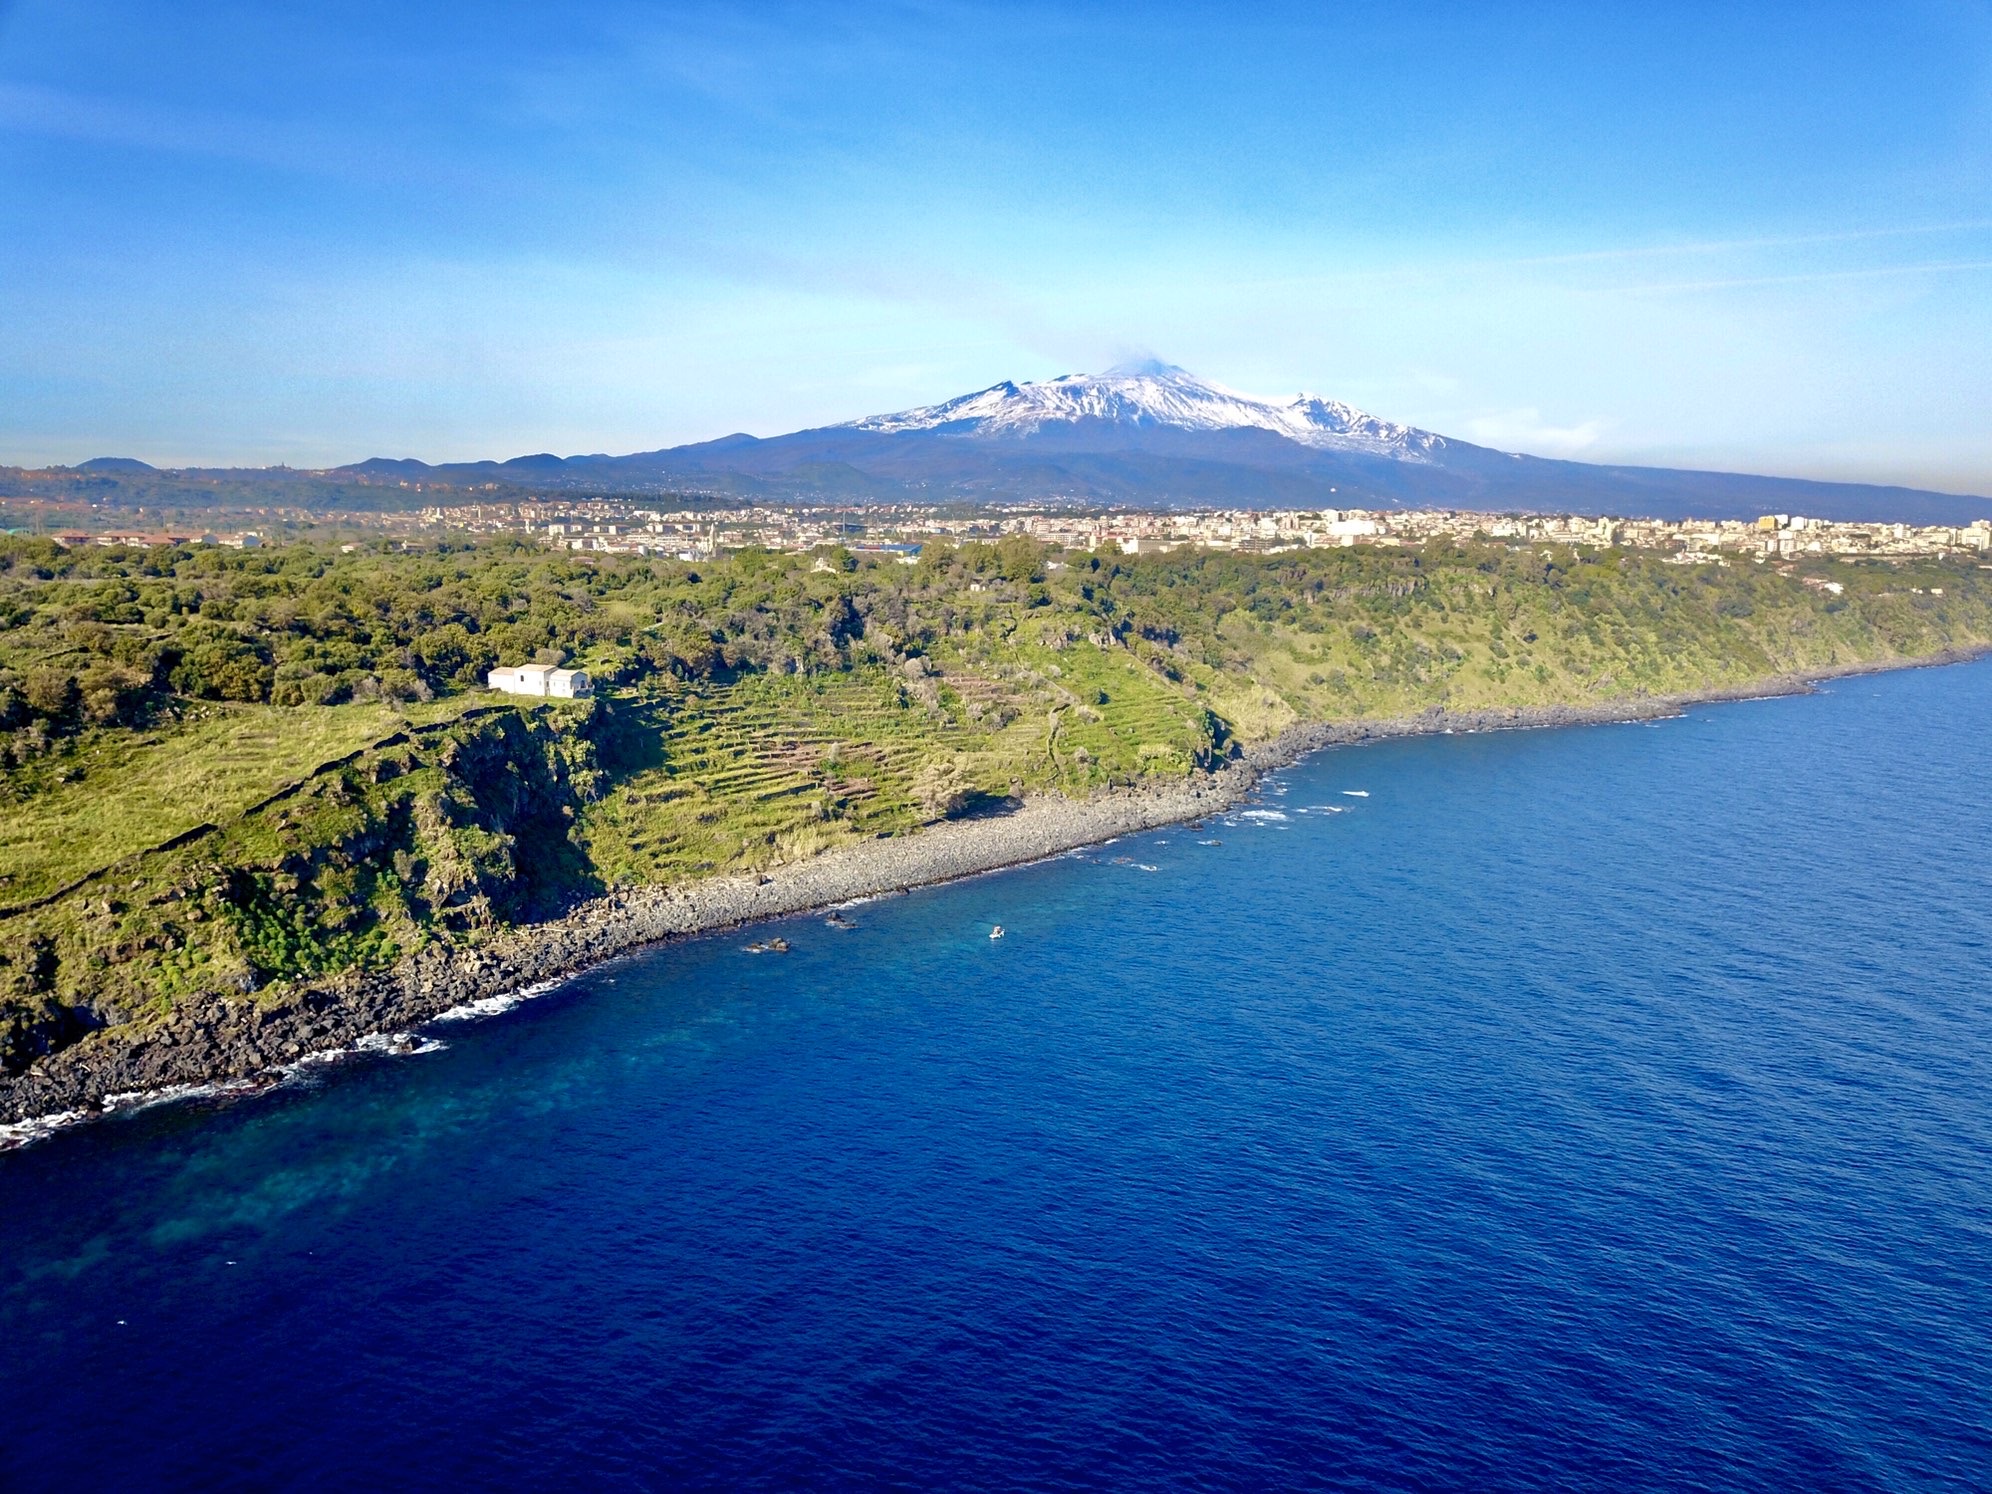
[1464,408,1605,456]
[0,82,293,167]
[1236,220,1992,299]
[0,81,449,187]
[1609,258,1992,295]
[1507,220,1992,268]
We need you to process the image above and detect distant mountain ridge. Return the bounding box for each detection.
[15,365,1992,526]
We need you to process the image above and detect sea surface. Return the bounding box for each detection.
[4,660,1992,1491]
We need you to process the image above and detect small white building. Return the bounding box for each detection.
[488,663,593,698]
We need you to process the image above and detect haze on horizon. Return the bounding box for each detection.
[2,1,1990,493]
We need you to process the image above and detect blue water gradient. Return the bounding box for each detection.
[4,661,1991,1490]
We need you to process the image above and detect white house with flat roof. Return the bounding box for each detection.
[487,663,593,698]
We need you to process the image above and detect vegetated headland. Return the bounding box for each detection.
[3,528,1990,1130]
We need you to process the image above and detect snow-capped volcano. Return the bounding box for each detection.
[311,360,1992,526]
[846,362,1447,460]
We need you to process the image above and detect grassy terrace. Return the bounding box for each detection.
[2,530,1990,1072]
[581,630,1221,887]
[0,697,479,909]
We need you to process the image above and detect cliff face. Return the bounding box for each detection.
[0,704,607,1077]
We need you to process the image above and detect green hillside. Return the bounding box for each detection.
[3,531,1989,1073]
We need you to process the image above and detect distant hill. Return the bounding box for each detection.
[12,364,1992,524]
[73,457,159,475]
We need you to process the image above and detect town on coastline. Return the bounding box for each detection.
[26,498,1992,567]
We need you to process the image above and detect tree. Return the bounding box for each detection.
[170,637,273,702]
[79,664,152,726]
[911,757,970,820]
[413,622,493,686]
[997,534,1047,585]
[22,668,79,722]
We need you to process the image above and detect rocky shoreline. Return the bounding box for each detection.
[0,769,1249,1133]
[3,648,1981,1136]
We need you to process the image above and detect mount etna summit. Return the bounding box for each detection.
[845,361,1447,453]
[34,364,1992,525]
[619,363,1989,522]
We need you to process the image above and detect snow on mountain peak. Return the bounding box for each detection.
[1104,357,1191,378]
[846,366,1445,458]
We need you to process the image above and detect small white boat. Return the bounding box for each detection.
[989,925,1005,940]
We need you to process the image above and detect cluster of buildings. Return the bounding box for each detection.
[482,501,1992,566]
[1003,508,1992,563]
[533,505,958,561]
[51,529,264,549]
[20,492,1991,567]
[1404,510,1992,563]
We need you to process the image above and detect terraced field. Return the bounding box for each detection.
[586,670,989,884]
[580,641,1219,886]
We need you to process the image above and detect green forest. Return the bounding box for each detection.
[4,529,1990,1074]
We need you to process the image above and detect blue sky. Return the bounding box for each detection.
[2,1,1990,488]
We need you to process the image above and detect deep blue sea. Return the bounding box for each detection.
[4,660,1992,1491]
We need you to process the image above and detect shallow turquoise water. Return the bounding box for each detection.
[3,661,1991,1489]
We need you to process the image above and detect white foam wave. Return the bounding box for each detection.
[833,891,895,908]
[2,1076,276,1151]
[431,978,565,1024]
[100,1081,234,1113]
[0,1109,90,1151]
[1,1000,498,1152]
[1236,809,1290,822]
[354,1032,448,1056]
